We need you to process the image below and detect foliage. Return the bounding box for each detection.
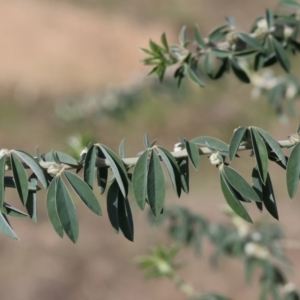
[142,0,300,117]
[138,206,300,300]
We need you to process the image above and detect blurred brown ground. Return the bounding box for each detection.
[0,0,300,299]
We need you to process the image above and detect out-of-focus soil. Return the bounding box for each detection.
[0,0,300,300]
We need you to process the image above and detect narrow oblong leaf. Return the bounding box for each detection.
[147,151,165,217]
[223,166,261,202]
[231,59,250,83]
[13,150,47,189]
[178,158,189,194]
[229,127,247,161]
[161,33,169,51]
[265,9,274,29]
[143,133,150,149]
[253,127,286,166]
[195,26,206,48]
[0,213,18,239]
[252,165,278,219]
[272,38,290,72]
[185,64,205,87]
[179,26,187,46]
[64,170,101,215]
[238,33,264,51]
[107,180,119,233]
[98,144,129,198]
[83,145,96,189]
[46,177,63,238]
[119,139,125,159]
[118,195,134,242]
[56,177,79,243]
[0,155,7,208]
[286,142,300,198]
[44,151,78,166]
[250,128,268,183]
[26,175,38,222]
[26,191,37,223]
[220,171,252,223]
[11,153,29,205]
[185,141,199,170]
[132,150,149,210]
[1,203,27,218]
[96,147,108,195]
[191,136,229,153]
[262,172,278,220]
[157,146,181,197]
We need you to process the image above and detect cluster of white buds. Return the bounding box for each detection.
[47,163,63,177]
[244,242,270,259]
[289,133,300,145]
[209,152,221,165]
[173,143,185,152]
[79,147,88,161]
[283,282,296,294]
[232,216,250,237]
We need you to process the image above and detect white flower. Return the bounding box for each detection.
[47,163,62,177]
[209,153,221,165]
[244,242,269,259]
[232,216,249,237]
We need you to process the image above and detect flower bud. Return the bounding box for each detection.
[209,153,221,165]
[47,163,62,177]
[244,242,269,259]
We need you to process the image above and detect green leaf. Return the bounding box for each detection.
[147,151,165,217]
[64,170,101,215]
[132,150,149,210]
[191,136,229,153]
[204,53,213,77]
[185,64,205,87]
[229,127,247,161]
[13,150,47,189]
[250,128,268,184]
[56,176,79,243]
[286,142,300,198]
[4,176,40,191]
[0,213,18,239]
[96,147,108,195]
[178,158,189,194]
[119,139,125,159]
[26,175,37,222]
[231,59,250,83]
[220,171,252,223]
[26,191,37,223]
[157,146,181,197]
[252,165,278,219]
[107,180,119,233]
[11,153,29,205]
[83,145,96,189]
[185,141,199,170]
[223,166,261,202]
[211,49,231,58]
[238,33,264,51]
[44,151,78,166]
[208,24,228,42]
[1,203,27,218]
[0,155,6,208]
[272,38,290,72]
[265,9,274,29]
[118,195,134,241]
[179,26,187,46]
[98,144,129,198]
[143,132,150,149]
[253,127,286,166]
[195,26,206,48]
[160,33,169,51]
[46,177,63,238]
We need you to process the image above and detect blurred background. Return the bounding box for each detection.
[0,0,300,299]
